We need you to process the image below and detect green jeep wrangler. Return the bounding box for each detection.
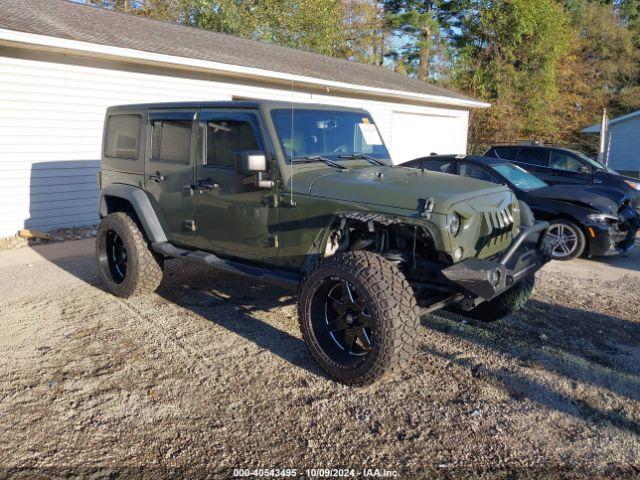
[96,101,551,385]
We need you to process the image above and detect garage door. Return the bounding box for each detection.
[390,112,468,164]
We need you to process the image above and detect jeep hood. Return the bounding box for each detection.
[289,165,511,214]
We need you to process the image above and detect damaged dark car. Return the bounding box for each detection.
[402,155,640,261]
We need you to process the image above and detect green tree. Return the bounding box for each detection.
[552,0,640,150]
[442,0,570,150]
[383,1,447,81]
[340,0,385,63]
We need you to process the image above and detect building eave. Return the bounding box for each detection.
[583,109,640,134]
[0,28,491,110]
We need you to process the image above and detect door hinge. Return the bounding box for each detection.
[264,234,279,248]
[184,219,197,232]
[263,194,279,208]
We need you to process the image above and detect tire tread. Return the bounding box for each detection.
[96,212,163,298]
[298,251,419,386]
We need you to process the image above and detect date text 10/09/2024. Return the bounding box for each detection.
[232,468,399,478]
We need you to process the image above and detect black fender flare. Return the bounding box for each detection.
[99,184,168,243]
[334,211,406,229]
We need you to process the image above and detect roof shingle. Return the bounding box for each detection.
[0,0,481,105]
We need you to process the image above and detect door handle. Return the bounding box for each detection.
[148,172,166,182]
[196,178,219,190]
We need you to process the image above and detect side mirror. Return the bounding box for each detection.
[235,150,268,173]
[577,165,590,174]
[234,150,274,189]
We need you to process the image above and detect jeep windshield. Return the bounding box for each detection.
[270,108,391,164]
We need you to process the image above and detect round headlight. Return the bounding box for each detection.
[447,213,461,237]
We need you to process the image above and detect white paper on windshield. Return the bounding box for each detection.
[358,123,383,145]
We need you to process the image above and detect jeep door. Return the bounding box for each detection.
[145,110,198,247]
[192,109,278,260]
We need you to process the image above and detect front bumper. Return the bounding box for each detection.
[587,224,638,256]
[442,221,551,302]
[586,208,640,257]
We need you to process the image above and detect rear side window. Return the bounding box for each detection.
[151,120,192,164]
[493,147,519,160]
[104,114,141,159]
[402,159,422,168]
[421,159,453,174]
[517,148,549,167]
[458,163,498,183]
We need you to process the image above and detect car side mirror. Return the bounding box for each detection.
[577,166,590,174]
[234,150,274,189]
[235,150,268,173]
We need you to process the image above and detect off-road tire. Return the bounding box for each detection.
[461,275,535,322]
[298,251,420,386]
[96,212,164,298]
[547,218,586,261]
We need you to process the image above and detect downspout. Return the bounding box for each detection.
[598,108,608,165]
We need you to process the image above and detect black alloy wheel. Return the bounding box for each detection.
[106,229,128,283]
[323,279,373,357]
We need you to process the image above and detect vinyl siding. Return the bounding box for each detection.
[0,48,470,237]
[606,119,640,173]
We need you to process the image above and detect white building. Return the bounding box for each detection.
[583,111,640,179]
[0,0,488,237]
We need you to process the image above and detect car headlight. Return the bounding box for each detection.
[587,213,619,225]
[447,213,461,236]
[624,179,640,191]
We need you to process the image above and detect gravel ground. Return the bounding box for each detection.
[0,239,639,479]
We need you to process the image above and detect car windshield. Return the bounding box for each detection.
[566,149,617,173]
[271,108,391,163]
[491,163,548,191]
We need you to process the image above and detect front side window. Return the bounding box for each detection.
[206,117,260,168]
[458,163,498,183]
[104,114,141,159]
[549,151,586,173]
[151,119,192,164]
[270,109,391,162]
[567,149,614,172]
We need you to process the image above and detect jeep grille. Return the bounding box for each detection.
[481,208,515,248]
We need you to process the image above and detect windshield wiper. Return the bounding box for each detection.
[338,153,385,166]
[292,155,347,170]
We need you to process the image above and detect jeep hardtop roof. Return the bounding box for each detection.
[106,100,370,114]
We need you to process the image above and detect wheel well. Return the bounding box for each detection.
[103,195,134,216]
[324,215,439,265]
[101,195,144,229]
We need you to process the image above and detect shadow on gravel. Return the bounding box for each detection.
[422,302,640,436]
[155,260,326,379]
[31,246,325,379]
[30,241,102,285]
